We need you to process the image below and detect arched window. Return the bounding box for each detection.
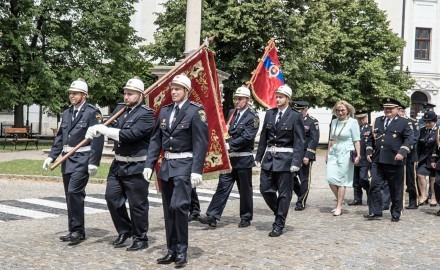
[411,91,428,118]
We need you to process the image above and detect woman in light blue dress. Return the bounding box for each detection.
[326,100,360,216]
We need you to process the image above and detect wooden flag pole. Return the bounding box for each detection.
[50,107,126,170]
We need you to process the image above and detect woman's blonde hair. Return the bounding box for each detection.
[332,100,355,118]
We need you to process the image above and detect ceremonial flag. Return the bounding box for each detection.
[249,39,285,108]
[145,46,231,176]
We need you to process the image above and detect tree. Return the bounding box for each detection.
[145,0,413,113]
[0,0,153,127]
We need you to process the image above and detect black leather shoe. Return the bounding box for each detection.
[363,213,382,220]
[59,233,71,242]
[405,205,418,210]
[238,220,251,228]
[198,215,217,227]
[126,239,148,251]
[294,206,304,211]
[157,253,176,264]
[348,200,362,206]
[391,216,400,222]
[174,253,187,268]
[435,210,440,216]
[113,232,132,246]
[188,214,200,222]
[68,231,85,243]
[268,227,283,237]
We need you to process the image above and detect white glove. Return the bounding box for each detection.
[225,143,230,150]
[290,165,300,172]
[143,168,153,182]
[42,157,53,170]
[94,124,108,135]
[190,173,203,188]
[88,164,98,176]
[254,161,261,168]
[85,126,101,140]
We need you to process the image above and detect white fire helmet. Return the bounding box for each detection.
[275,84,292,99]
[234,86,251,98]
[123,76,144,94]
[68,78,88,96]
[170,74,191,91]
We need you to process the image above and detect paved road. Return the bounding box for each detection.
[1,149,440,269]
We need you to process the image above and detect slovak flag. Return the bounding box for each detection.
[249,39,285,108]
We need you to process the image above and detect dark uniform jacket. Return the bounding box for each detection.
[255,107,305,171]
[303,114,320,161]
[227,108,259,169]
[49,102,104,174]
[418,126,438,168]
[109,103,155,176]
[367,116,414,165]
[406,117,420,163]
[357,123,373,167]
[146,100,208,180]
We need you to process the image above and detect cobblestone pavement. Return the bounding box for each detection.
[1,149,440,269]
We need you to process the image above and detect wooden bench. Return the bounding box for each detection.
[3,127,39,150]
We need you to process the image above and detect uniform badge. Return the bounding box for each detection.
[253,117,260,128]
[198,110,207,123]
[160,119,167,128]
[314,122,319,130]
[96,113,103,123]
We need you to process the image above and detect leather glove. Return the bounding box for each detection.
[254,161,261,168]
[290,165,300,172]
[88,164,98,176]
[143,168,153,182]
[190,173,203,188]
[42,157,53,170]
[85,126,100,140]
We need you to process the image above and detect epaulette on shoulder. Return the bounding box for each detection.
[118,102,125,105]
[248,108,257,115]
[190,101,204,108]
[268,107,278,112]
[163,103,174,108]
[141,104,153,111]
[409,117,417,122]
[87,104,99,110]
[309,115,318,122]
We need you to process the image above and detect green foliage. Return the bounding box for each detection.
[0,0,153,121]
[145,0,414,112]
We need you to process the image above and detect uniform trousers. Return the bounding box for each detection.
[206,168,253,221]
[368,163,404,218]
[294,161,313,208]
[260,169,294,229]
[62,171,88,233]
[435,170,440,202]
[105,173,149,241]
[161,175,192,255]
[352,166,370,202]
[405,161,418,204]
[190,188,200,217]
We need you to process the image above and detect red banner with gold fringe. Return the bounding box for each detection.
[146,48,231,174]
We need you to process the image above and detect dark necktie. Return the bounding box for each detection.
[171,106,180,126]
[73,109,78,120]
[384,118,390,130]
[124,108,132,118]
[276,111,282,127]
[233,112,240,128]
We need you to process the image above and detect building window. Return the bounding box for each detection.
[414,28,431,60]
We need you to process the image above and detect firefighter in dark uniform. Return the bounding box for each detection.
[86,77,155,251]
[364,98,414,222]
[417,111,438,208]
[255,85,305,237]
[144,74,208,268]
[348,110,372,206]
[292,101,319,211]
[43,78,104,243]
[198,86,259,228]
